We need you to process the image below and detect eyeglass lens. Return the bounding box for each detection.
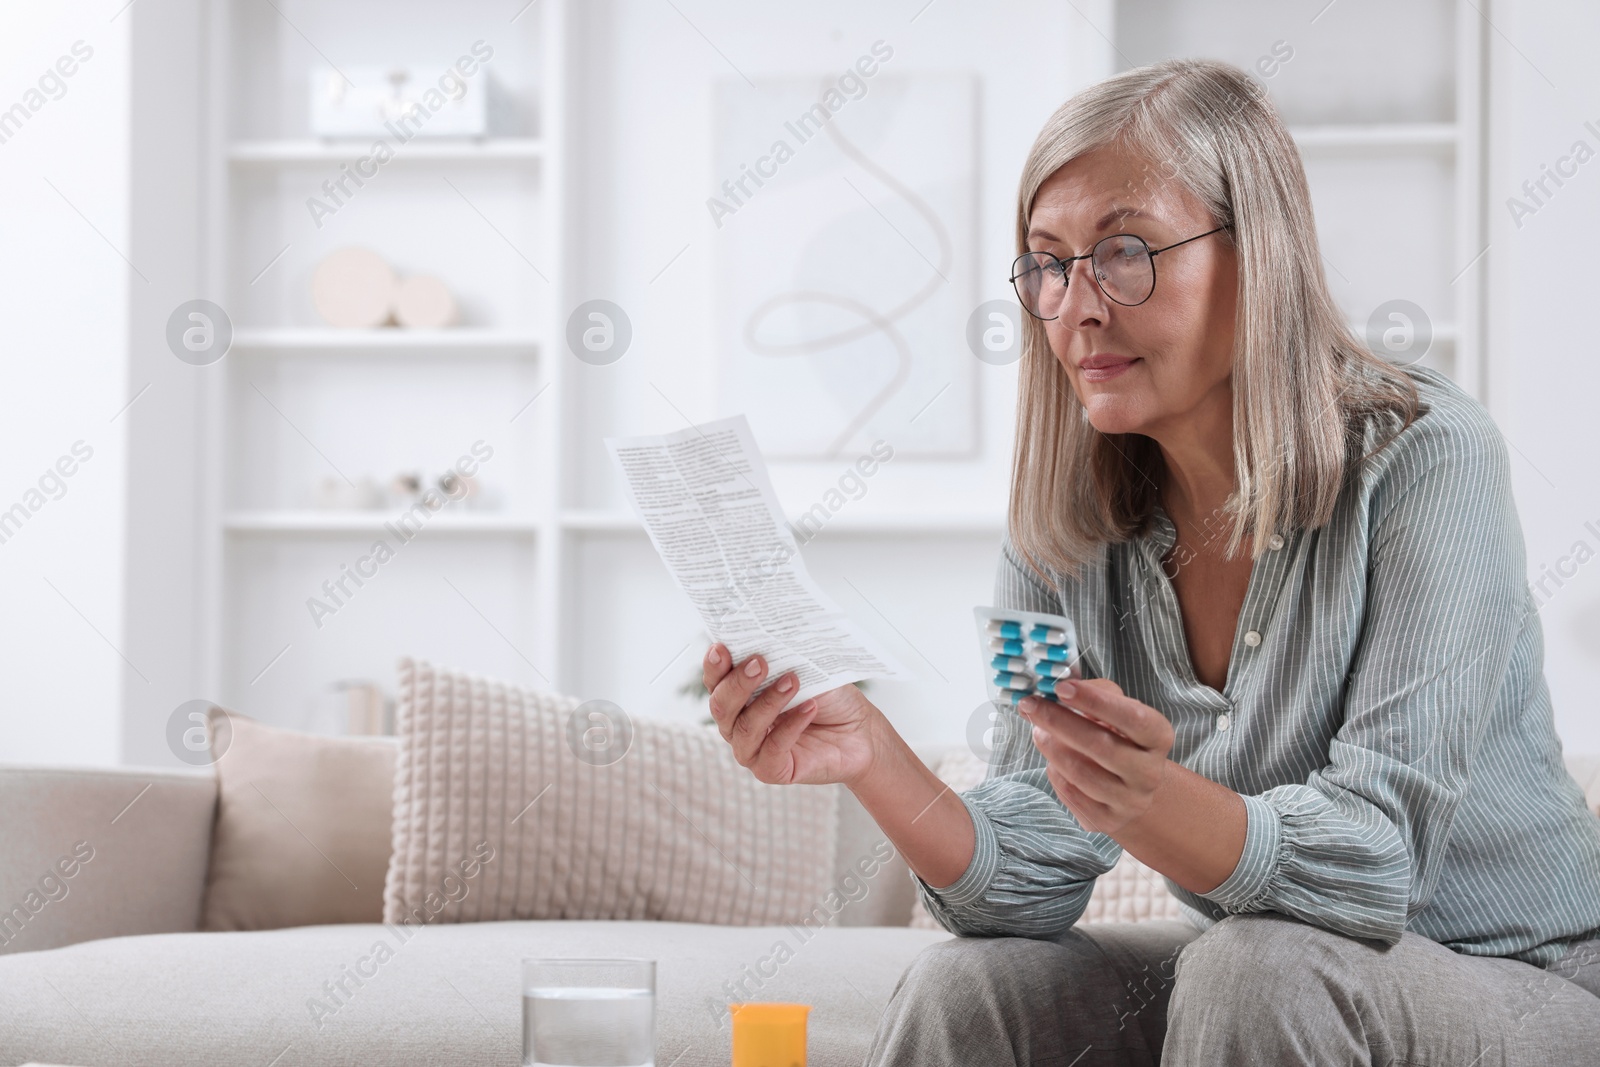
[1011,235,1157,316]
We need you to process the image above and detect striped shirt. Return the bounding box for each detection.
[917,365,1600,967]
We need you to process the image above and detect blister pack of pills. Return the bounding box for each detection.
[973,604,1082,707]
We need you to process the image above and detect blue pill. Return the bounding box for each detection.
[994,670,1033,690]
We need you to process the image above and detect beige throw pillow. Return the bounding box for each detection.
[201,707,397,931]
[384,659,839,926]
[908,747,1182,928]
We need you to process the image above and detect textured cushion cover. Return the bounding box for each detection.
[908,748,1183,928]
[201,708,397,931]
[385,659,840,926]
[1568,754,1600,819]
[0,921,951,1067]
[1077,846,1186,923]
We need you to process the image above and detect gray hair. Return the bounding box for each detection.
[1008,57,1423,584]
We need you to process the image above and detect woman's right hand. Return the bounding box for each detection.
[703,643,882,788]
[706,644,981,893]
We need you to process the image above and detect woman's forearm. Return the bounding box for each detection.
[1114,760,1247,894]
[847,710,1247,896]
[846,714,977,890]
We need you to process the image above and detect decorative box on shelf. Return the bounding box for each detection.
[308,52,511,139]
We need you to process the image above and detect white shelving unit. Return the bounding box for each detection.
[1288,123,1459,150]
[229,138,545,164]
[224,511,540,534]
[557,510,1005,536]
[231,328,541,353]
[1112,0,1486,399]
[196,0,569,728]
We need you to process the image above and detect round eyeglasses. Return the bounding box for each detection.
[1009,225,1229,318]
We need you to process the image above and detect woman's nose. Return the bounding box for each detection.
[1055,254,1110,327]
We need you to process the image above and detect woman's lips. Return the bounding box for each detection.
[1079,358,1138,382]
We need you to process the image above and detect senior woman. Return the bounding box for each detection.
[702,58,1600,1064]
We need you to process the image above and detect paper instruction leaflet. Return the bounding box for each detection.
[605,414,911,706]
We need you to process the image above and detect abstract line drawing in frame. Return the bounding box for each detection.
[712,72,978,461]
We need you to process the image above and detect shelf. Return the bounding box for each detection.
[166,0,568,738]
[231,328,539,353]
[1289,123,1457,150]
[229,138,544,164]
[1347,320,1459,345]
[225,511,539,534]
[560,509,1006,536]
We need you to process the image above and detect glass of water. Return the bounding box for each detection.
[523,957,656,1067]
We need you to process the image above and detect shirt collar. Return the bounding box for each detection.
[1144,499,1178,556]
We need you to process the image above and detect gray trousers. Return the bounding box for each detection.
[864,914,1600,1066]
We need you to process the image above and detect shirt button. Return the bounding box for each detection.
[1216,713,1231,731]
[1243,629,1262,647]
[1267,533,1284,550]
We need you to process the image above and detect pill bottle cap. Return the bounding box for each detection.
[729,1002,809,1067]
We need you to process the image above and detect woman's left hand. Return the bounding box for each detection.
[1019,678,1175,836]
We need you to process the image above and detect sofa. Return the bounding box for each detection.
[3,744,1597,1067]
[0,737,959,1067]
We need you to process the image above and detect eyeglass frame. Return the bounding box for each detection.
[1008,224,1231,318]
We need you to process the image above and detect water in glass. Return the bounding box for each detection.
[523,959,655,1067]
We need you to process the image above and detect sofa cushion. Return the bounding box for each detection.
[386,659,839,927]
[0,766,215,955]
[0,920,951,1067]
[202,708,397,931]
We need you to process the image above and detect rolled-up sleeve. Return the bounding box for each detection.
[915,535,1121,938]
[1200,415,1526,944]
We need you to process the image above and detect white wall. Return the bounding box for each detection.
[565,0,1091,519]
[1486,0,1600,750]
[0,4,128,764]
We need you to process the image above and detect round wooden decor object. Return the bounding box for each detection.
[311,247,396,328]
[394,274,458,329]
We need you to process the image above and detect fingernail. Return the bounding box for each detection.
[1057,680,1076,698]
[1018,700,1034,717]
[708,647,721,665]
[777,676,794,692]
[744,658,762,677]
